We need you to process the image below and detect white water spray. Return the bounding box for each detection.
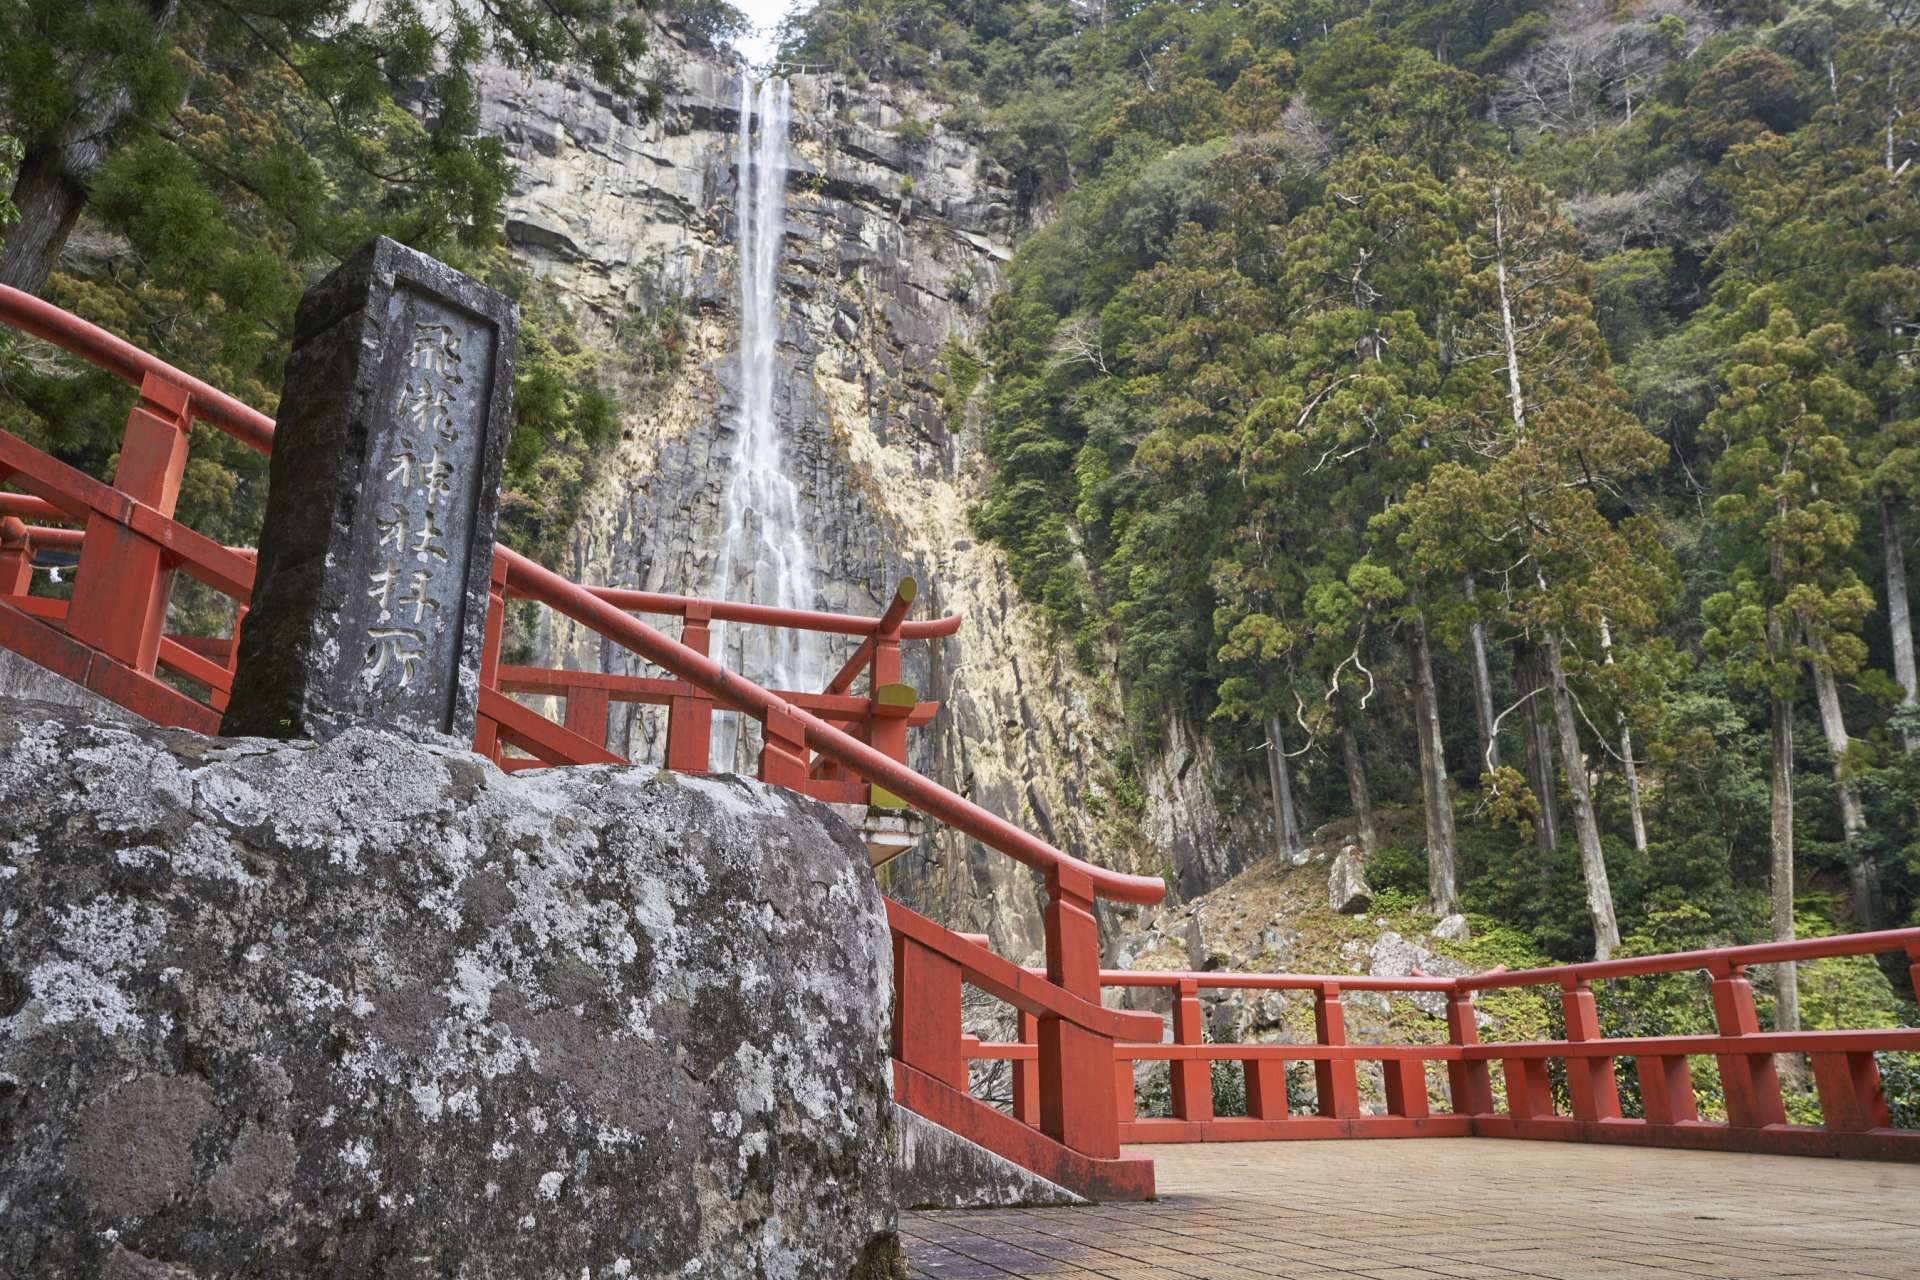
[711,74,815,768]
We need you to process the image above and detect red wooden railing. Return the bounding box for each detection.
[959,929,1920,1163]
[0,283,1165,1200]
[9,283,1918,1196]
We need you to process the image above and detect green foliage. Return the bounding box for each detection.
[1,132,24,227]
[852,0,1920,965]
[1367,845,1430,899]
[1882,1051,1920,1129]
[0,0,654,565]
[888,114,933,149]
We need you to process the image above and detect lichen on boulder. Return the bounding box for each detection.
[0,698,903,1279]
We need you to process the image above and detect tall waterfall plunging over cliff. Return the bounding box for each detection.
[484,38,1267,949]
[712,75,815,769]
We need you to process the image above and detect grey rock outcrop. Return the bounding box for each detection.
[0,699,902,1279]
[1368,931,1476,1017]
[1327,845,1371,915]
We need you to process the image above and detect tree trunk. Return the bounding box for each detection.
[1543,628,1621,959]
[1265,713,1304,862]
[1806,631,1873,922]
[1516,640,1561,857]
[0,147,92,295]
[1887,500,1917,755]
[1408,615,1458,914]
[1598,616,1647,856]
[1770,687,1799,1033]
[1465,575,1501,773]
[0,0,178,293]
[1341,722,1377,855]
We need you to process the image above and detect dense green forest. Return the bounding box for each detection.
[784,0,1920,1011]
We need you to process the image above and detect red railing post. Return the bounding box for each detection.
[758,700,809,790]
[0,517,32,595]
[871,624,902,689]
[1244,1055,1290,1121]
[1810,1050,1890,1133]
[563,682,610,751]
[1446,986,1495,1116]
[1504,1056,1555,1120]
[1383,1057,1430,1119]
[1114,1054,1138,1124]
[1709,962,1787,1128]
[473,558,507,762]
[67,372,193,672]
[1171,978,1213,1124]
[892,936,966,1092]
[1561,979,1622,1122]
[664,602,713,772]
[1037,863,1120,1159]
[865,682,915,808]
[1013,1010,1041,1125]
[1638,1053,1700,1126]
[1313,983,1360,1119]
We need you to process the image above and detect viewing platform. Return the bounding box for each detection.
[904,1140,1920,1279]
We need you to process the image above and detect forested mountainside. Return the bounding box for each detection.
[781,0,1920,1002]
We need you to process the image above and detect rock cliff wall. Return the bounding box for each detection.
[479,25,1270,956]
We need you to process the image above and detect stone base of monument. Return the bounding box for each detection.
[0,647,138,725]
[0,697,904,1279]
[890,1104,1085,1210]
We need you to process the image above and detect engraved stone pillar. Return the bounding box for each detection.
[223,237,516,743]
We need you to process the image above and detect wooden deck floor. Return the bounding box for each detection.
[901,1139,1920,1279]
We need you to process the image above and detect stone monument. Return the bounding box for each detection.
[223,237,516,744]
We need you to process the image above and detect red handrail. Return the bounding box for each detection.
[497,546,1164,905]
[1461,926,1920,988]
[1,285,276,453]
[564,583,961,641]
[1099,969,1459,993]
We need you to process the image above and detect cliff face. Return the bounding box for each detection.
[478,27,1269,955]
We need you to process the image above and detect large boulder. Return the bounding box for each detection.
[1327,844,1371,915]
[0,699,903,1279]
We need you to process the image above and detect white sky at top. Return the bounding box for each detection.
[730,0,799,66]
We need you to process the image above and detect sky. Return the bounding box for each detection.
[731,0,797,66]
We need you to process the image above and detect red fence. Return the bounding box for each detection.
[961,928,1920,1162]
[9,283,1919,1201]
[0,283,1165,1200]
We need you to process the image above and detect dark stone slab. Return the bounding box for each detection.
[223,237,516,744]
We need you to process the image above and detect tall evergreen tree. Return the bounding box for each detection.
[1703,298,1875,1029]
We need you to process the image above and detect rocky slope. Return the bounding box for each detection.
[1104,816,1549,1114]
[478,24,1271,955]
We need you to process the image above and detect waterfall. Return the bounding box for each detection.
[711,73,815,770]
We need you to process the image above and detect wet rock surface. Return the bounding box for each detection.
[0,698,902,1279]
